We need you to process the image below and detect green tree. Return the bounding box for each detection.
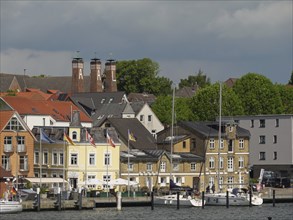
[151,94,192,126]
[233,73,283,115]
[179,69,211,89]
[190,83,244,121]
[275,84,293,114]
[116,58,172,96]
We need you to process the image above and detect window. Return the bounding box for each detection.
[173,163,179,171]
[259,136,266,144]
[147,163,152,172]
[227,157,233,172]
[259,152,266,160]
[17,136,25,152]
[4,117,24,131]
[52,152,58,165]
[220,139,224,149]
[2,155,10,171]
[273,152,277,160]
[43,151,48,165]
[229,126,233,132]
[228,140,233,152]
[183,141,186,149]
[227,176,234,189]
[239,176,244,186]
[101,98,105,104]
[89,153,95,165]
[59,152,64,165]
[148,115,152,122]
[34,151,39,164]
[104,153,110,166]
[19,155,28,171]
[219,157,224,169]
[273,135,277,144]
[275,119,279,127]
[209,139,215,149]
[140,115,144,122]
[4,136,12,147]
[239,139,244,149]
[238,156,244,168]
[209,157,215,169]
[209,177,214,188]
[160,161,166,172]
[250,120,254,128]
[103,175,111,189]
[71,153,78,165]
[219,177,224,189]
[128,163,133,171]
[72,131,77,140]
[190,162,196,171]
[259,119,265,128]
[191,138,196,150]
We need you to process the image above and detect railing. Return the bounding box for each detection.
[4,144,13,152]
[17,144,26,153]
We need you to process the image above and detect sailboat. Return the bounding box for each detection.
[154,87,204,207]
[204,83,263,206]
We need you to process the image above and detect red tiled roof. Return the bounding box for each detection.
[0,110,14,131]
[2,96,92,123]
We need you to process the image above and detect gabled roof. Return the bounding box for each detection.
[178,121,250,138]
[70,92,128,115]
[175,86,197,98]
[130,101,145,115]
[16,90,53,100]
[106,118,158,150]
[224,78,238,88]
[120,149,164,162]
[2,96,92,123]
[128,93,156,105]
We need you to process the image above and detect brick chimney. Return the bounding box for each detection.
[104,59,117,92]
[72,57,84,94]
[90,58,103,92]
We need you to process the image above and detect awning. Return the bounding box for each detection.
[25,177,68,184]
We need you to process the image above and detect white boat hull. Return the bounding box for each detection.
[205,193,263,206]
[154,195,204,207]
[0,200,23,214]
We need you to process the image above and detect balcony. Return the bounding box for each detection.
[17,145,26,153]
[3,144,13,153]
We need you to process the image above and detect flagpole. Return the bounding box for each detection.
[127,130,130,197]
[106,129,109,198]
[85,129,87,195]
[40,128,42,187]
[63,128,65,194]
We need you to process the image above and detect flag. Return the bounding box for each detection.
[128,129,137,142]
[86,130,96,147]
[10,187,17,195]
[64,132,75,145]
[40,128,54,143]
[106,131,115,148]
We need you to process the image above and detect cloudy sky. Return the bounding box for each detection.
[1,1,292,85]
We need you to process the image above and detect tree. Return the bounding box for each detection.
[275,84,293,114]
[190,83,244,121]
[179,69,211,89]
[233,73,283,115]
[116,58,172,96]
[151,94,192,126]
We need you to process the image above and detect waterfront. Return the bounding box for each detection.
[2,203,293,220]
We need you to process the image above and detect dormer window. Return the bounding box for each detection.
[72,131,77,140]
[229,126,233,132]
[101,99,105,104]
[109,98,113,103]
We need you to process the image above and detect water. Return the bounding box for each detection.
[3,203,293,220]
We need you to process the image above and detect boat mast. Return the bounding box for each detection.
[170,86,175,182]
[217,82,222,192]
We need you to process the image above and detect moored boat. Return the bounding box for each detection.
[0,199,23,214]
[154,193,204,207]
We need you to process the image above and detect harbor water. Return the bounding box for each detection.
[2,203,293,220]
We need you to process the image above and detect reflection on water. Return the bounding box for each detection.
[3,203,293,220]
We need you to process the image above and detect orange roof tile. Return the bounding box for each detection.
[0,110,14,131]
[2,96,92,123]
